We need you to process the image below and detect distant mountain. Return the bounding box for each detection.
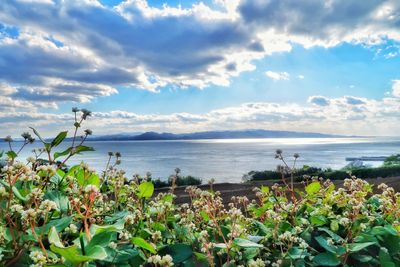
[88,129,344,141]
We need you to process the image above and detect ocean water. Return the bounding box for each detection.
[1,137,399,183]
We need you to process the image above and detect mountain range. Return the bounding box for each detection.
[88,129,344,141]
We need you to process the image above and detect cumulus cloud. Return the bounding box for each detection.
[0,0,265,105]
[392,80,400,97]
[238,0,400,47]
[308,96,330,106]
[2,92,399,137]
[0,0,399,107]
[344,96,366,105]
[265,71,290,81]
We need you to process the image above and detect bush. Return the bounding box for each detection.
[151,175,202,188]
[1,158,400,266]
[245,165,400,182]
[384,154,400,166]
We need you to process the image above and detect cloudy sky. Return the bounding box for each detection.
[0,0,399,137]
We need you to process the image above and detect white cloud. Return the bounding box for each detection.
[1,93,399,137]
[392,80,400,97]
[308,96,330,106]
[265,71,290,81]
[0,0,399,106]
[298,75,305,79]
[239,0,400,48]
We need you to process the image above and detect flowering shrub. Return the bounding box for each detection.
[0,109,399,266]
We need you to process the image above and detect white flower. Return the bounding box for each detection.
[0,186,9,198]
[147,255,162,264]
[109,242,118,249]
[84,185,99,193]
[29,250,47,266]
[10,204,24,214]
[248,258,266,267]
[39,200,58,212]
[67,224,78,234]
[21,209,37,223]
[161,254,174,266]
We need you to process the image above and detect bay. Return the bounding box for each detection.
[1,137,399,183]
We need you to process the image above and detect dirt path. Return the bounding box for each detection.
[155,176,400,205]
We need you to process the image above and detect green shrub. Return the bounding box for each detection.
[384,154,400,166]
[245,165,400,182]
[151,175,202,188]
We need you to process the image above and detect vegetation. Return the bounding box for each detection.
[139,168,202,189]
[384,154,400,167]
[245,162,400,182]
[0,109,399,266]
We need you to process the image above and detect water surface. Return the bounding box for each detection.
[1,137,399,183]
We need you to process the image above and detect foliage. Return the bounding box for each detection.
[245,164,400,182]
[0,112,400,266]
[384,154,400,166]
[152,175,202,188]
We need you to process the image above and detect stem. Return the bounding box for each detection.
[5,249,25,267]
[30,221,48,258]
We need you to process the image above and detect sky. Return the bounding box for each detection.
[0,0,399,137]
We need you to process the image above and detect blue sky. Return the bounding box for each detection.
[0,0,399,136]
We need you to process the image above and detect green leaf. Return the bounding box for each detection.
[48,227,64,247]
[54,147,72,160]
[159,244,193,264]
[74,169,100,188]
[310,215,328,226]
[73,145,95,155]
[200,211,210,221]
[6,150,17,159]
[50,244,107,264]
[384,235,400,254]
[348,242,376,253]
[243,248,259,260]
[351,254,373,263]
[371,225,398,236]
[379,247,395,267]
[51,131,68,147]
[0,180,27,202]
[90,220,125,236]
[315,236,343,255]
[305,181,320,195]
[288,247,308,259]
[318,228,343,243]
[193,252,208,261]
[87,173,100,188]
[137,181,154,199]
[253,221,270,236]
[213,243,227,249]
[45,191,69,213]
[313,252,340,266]
[131,237,156,254]
[32,216,72,236]
[261,186,270,193]
[87,230,116,251]
[330,220,339,232]
[233,238,263,248]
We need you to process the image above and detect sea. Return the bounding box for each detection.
[1,137,399,183]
